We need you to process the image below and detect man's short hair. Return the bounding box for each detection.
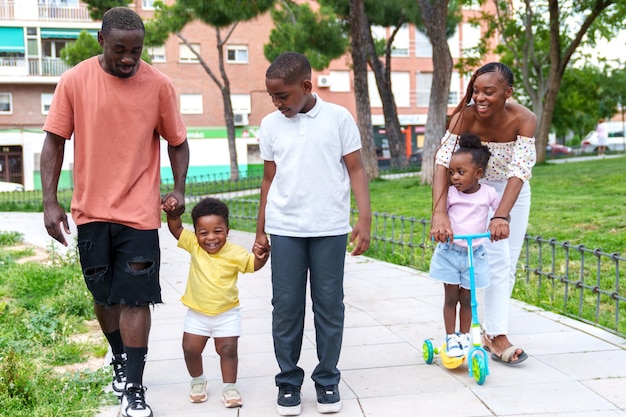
[101,7,145,37]
[266,52,311,85]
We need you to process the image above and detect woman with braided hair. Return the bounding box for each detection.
[430,62,536,365]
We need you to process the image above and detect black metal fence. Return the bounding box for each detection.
[1,182,624,337]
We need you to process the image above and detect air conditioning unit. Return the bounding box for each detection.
[234,112,249,126]
[317,75,332,88]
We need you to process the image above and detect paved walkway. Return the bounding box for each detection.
[1,212,625,417]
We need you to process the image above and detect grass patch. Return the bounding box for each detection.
[0,232,114,416]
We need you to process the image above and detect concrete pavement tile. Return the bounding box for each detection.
[476,381,617,415]
[521,412,626,417]
[238,332,274,354]
[338,342,421,370]
[147,337,186,361]
[583,377,626,409]
[341,364,468,398]
[148,318,184,342]
[343,304,386,327]
[360,297,444,326]
[341,325,404,347]
[525,329,621,355]
[539,350,626,379]
[237,350,279,378]
[358,389,492,417]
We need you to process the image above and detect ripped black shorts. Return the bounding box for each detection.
[77,222,162,306]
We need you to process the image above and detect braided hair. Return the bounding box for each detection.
[454,133,491,172]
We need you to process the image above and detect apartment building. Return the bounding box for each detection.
[0,0,494,190]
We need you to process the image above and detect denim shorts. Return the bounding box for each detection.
[77,222,161,306]
[428,242,489,289]
[184,306,242,338]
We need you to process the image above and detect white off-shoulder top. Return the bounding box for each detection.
[435,131,537,182]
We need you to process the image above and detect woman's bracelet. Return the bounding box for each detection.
[490,216,510,223]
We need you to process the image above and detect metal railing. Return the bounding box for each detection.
[0,182,623,338]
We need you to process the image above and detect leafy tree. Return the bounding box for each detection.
[322,0,418,169]
[60,30,152,66]
[414,0,462,185]
[144,0,277,180]
[264,1,348,69]
[348,0,379,179]
[478,0,626,162]
[263,0,379,178]
[60,31,102,66]
[84,0,131,20]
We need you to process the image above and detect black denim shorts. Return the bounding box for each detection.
[77,222,162,306]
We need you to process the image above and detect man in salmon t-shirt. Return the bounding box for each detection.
[41,7,189,417]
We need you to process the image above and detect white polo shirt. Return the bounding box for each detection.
[259,95,362,237]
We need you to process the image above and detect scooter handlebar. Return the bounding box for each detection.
[452,231,491,241]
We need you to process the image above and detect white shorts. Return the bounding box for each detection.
[183,306,242,338]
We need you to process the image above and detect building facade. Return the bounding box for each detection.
[0,0,495,190]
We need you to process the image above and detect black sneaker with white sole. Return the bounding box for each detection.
[110,353,127,398]
[121,383,153,417]
[277,383,302,416]
[315,383,341,413]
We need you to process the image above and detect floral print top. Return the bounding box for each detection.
[435,131,537,182]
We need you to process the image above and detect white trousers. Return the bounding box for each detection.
[481,180,531,336]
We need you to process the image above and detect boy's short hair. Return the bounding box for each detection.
[102,7,145,37]
[191,198,229,228]
[266,52,311,85]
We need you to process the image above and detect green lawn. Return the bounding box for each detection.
[367,156,626,253]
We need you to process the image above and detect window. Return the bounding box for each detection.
[461,23,481,58]
[41,93,53,114]
[367,72,382,108]
[329,71,351,93]
[42,39,67,58]
[368,72,410,108]
[227,45,248,64]
[447,28,460,59]
[416,72,432,107]
[230,94,251,113]
[147,45,166,63]
[0,93,12,114]
[391,25,410,57]
[392,72,410,107]
[180,94,203,114]
[449,72,461,106]
[414,29,432,58]
[179,43,200,63]
[142,0,155,9]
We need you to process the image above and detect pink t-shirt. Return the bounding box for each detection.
[448,184,501,247]
[44,57,187,229]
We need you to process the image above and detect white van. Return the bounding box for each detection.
[581,121,626,153]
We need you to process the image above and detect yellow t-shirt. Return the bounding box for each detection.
[178,229,255,315]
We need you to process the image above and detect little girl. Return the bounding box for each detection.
[429,133,501,357]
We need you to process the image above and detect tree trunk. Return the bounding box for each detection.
[417,0,452,186]
[350,0,379,180]
[216,28,240,181]
[365,26,406,168]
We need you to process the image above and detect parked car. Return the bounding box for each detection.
[546,143,573,157]
[581,129,626,153]
[0,181,24,192]
[408,149,423,168]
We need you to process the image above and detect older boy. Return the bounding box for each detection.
[255,52,371,415]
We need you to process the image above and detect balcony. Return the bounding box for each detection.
[0,0,92,22]
[0,57,69,81]
[39,4,91,22]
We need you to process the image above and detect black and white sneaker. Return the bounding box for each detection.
[315,383,341,414]
[277,383,301,416]
[110,353,127,398]
[121,383,153,417]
